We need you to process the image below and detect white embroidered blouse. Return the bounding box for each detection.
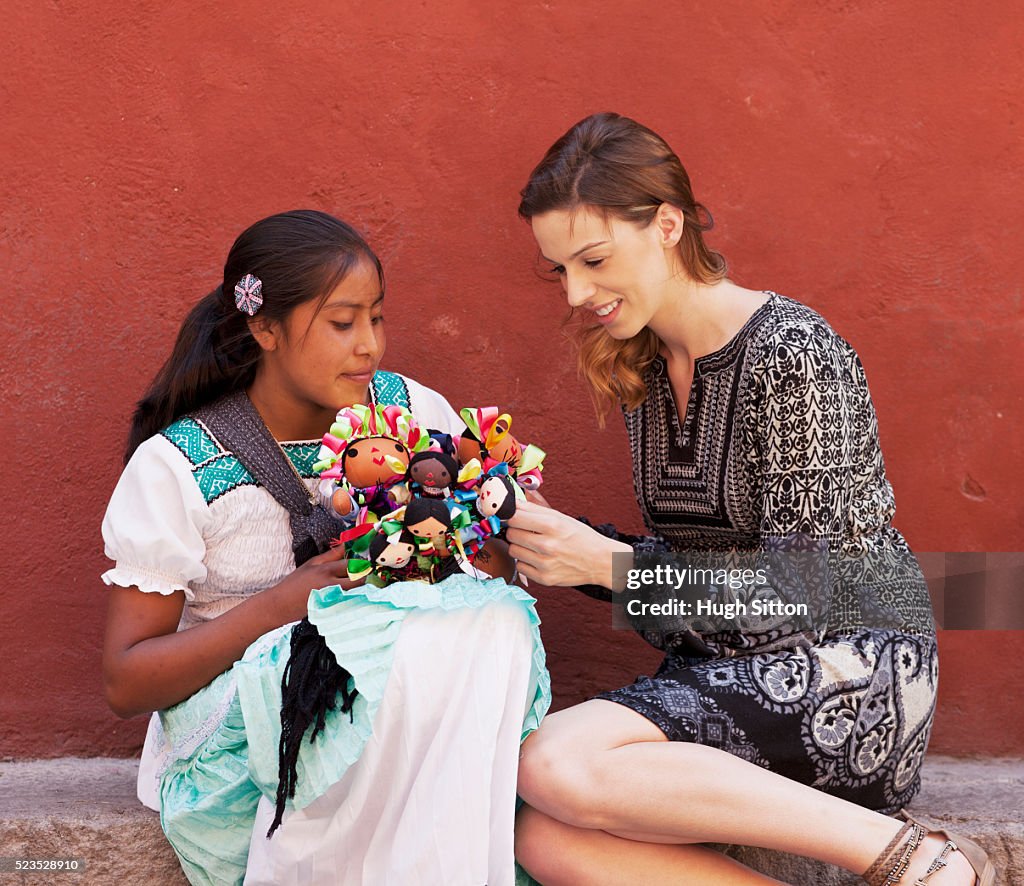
[100,371,462,807]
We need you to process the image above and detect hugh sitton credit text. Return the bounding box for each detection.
[625,598,810,618]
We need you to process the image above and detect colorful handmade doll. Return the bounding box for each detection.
[322,405,545,588]
[408,448,459,500]
[342,519,435,587]
[404,495,454,560]
[314,404,430,521]
[457,407,546,491]
[368,528,417,570]
[476,470,520,521]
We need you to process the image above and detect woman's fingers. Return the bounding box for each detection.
[508,500,570,533]
[514,560,542,584]
[312,545,347,563]
[327,557,351,576]
[506,526,542,553]
[507,536,542,565]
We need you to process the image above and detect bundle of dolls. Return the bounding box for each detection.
[312,404,546,587]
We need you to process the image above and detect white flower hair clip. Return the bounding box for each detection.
[234,273,264,316]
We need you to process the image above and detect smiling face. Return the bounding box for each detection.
[341,436,409,488]
[530,205,685,340]
[249,259,387,420]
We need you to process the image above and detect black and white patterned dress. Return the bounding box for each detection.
[584,293,937,814]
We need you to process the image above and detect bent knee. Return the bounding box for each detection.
[517,733,612,829]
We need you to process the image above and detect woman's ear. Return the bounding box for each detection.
[654,203,685,249]
[247,316,280,352]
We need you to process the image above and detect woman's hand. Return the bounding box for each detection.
[269,546,359,623]
[507,500,632,589]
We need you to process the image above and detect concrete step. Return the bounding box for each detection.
[1,756,1020,884]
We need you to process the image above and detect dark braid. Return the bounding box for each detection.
[269,620,359,837]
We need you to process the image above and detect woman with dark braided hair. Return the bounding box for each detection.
[507,114,994,885]
[101,210,549,885]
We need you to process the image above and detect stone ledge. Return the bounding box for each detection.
[1,756,1020,884]
[0,758,185,885]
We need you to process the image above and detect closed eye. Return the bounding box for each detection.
[584,258,605,269]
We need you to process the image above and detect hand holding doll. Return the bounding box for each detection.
[506,500,632,590]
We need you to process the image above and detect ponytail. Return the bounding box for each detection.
[124,286,259,462]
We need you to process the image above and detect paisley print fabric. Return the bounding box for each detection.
[590,293,938,812]
[596,629,936,812]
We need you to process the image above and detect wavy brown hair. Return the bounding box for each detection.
[519,113,727,420]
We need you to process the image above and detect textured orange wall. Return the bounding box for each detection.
[1,2,1021,758]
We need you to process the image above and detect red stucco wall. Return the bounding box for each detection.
[2,2,1021,759]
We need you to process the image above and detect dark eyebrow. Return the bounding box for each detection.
[541,240,610,264]
[322,293,385,310]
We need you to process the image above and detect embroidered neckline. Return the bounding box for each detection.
[691,291,777,377]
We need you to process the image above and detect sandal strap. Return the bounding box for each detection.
[883,822,927,885]
[864,821,914,886]
[913,838,958,885]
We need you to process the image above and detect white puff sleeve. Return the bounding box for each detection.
[101,435,211,600]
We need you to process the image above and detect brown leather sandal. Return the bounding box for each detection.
[863,812,997,886]
[900,812,996,886]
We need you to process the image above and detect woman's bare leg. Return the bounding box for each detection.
[517,700,977,884]
[515,805,786,886]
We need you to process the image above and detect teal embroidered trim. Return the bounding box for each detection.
[162,417,220,467]
[195,454,255,503]
[369,370,410,409]
[280,442,319,478]
[162,418,317,504]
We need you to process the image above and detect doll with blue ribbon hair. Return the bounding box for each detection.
[475,461,523,522]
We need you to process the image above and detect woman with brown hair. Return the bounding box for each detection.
[507,113,993,885]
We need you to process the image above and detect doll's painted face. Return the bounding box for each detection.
[408,452,456,496]
[341,436,409,488]
[488,432,521,466]
[476,475,517,520]
[374,539,416,568]
[404,496,452,540]
[406,516,448,540]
